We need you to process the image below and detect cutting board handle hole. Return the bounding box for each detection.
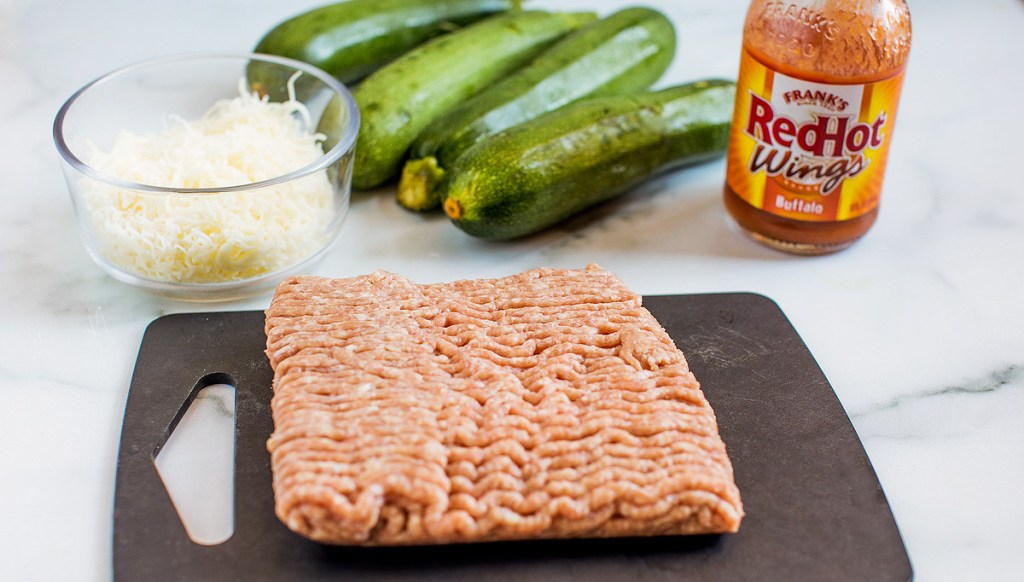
[153,375,236,546]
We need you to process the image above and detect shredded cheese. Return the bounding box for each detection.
[80,79,337,284]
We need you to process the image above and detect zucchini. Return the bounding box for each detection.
[349,10,596,190]
[441,80,737,240]
[251,0,515,93]
[398,7,676,211]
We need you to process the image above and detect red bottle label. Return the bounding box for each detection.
[726,48,905,222]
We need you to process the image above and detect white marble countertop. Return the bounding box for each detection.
[2,0,1022,579]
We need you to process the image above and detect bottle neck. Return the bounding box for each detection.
[743,0,911,84]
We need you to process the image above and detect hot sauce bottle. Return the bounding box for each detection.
[724,0,912,254]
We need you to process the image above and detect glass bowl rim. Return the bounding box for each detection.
[52,51,360,195]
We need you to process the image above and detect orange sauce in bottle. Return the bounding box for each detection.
[724,0,912,254]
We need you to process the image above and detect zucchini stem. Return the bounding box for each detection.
[444,196,463,219]
[397,157,446,211]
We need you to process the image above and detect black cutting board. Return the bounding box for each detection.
[114,293,912,581]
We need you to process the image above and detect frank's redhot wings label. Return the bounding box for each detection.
[726,48,905,222]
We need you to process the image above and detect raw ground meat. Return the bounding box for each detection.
[264,265,743,545]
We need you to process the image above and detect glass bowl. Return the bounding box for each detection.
[53,53,359,301]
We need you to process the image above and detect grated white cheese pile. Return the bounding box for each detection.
[81,80,337,284]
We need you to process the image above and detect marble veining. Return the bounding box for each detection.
[855,364,1024,418]
[1,0,1022,581]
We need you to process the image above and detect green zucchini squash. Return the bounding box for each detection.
[441,80,737,240]
[251,0,516,90]
[398,7,677,211]
[349,10,596,190]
